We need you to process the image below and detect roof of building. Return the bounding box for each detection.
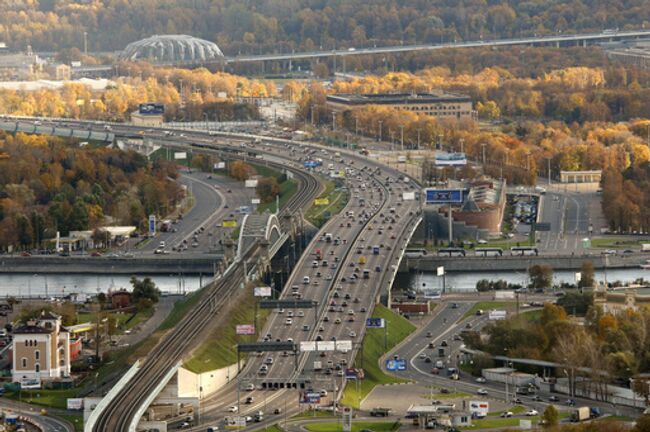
[39,311,61,321]
[13,325,53,334]
[327,91,471,106]
[120,34,224,64]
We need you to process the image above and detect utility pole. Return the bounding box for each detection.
[399,125,404,151]
[481,143,487,166]
[459,138,464,154]
[83,31,88,56]
[547,157,552,185]
[311,104,315,126]
[377,120,383,142]
[331,111,336,131]
[417,128,421,149]
[355,117,359,136]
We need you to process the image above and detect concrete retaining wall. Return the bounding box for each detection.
[175,362,244,399]
[0,256,222,274]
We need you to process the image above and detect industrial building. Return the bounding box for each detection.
[326,91,476,121]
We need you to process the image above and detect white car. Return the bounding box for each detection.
[227,406,238,413]
[501,411,513,418]
[526,409,539,416]
[477,388,489,396]
[476,377,487,383]
[285,318,293,325]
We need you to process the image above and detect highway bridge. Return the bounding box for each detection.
[226,28,650,63]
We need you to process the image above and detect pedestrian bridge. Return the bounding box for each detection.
[237,212,287,259]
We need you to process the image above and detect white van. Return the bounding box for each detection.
[303,276,310,285]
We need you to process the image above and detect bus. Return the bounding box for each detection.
[510,246,539,256]
[474,248,503,257]
[437,248,466,257]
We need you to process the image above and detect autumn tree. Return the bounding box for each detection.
[256,177,280,204]
[528,265,553,290]
[228,161,255,181]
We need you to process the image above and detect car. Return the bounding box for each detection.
[424,357,432,363]
[419,353,427,360]
[285,318,293,325]
[475,377,486,383]
[245,383,255,391]
[178,421,191,429]
[20,251,31,257]
[349,331,356,337]
[526,409,539,416]
[441,340,448,347]
[477,388,488,396]
[227,406,238,413]
[451,303,459,309]
[548,395,559,402]
[465,323,472,329]
[501,411,513,418]
[440,388,450,394]
[246,396,254,404]
[531,395,542,401]
[274,408,282,415]
[566,399,576,406]
[426,331,433,337]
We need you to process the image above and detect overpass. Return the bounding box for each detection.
[226,29,650,64]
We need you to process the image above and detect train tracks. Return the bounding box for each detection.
[92,155,321,431]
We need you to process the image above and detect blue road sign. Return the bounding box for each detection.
[300,391,321,404]
[139,103,165,115]
[425,189,464,204]
[148,214,156,235]
[366,317,385,329]
[385,359,407,371]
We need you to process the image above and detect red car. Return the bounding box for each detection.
[20,252,31,257]
[91,252,102,257]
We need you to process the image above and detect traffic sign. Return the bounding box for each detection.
[259,299,317,309]
[238,342,296,353]
[366,317,385,328]
[385,359,407,371]
[148,214,156,235]
[300,391,321,404]
[425,188,464,204]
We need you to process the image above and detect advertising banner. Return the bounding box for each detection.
[245,179,258,188]
[385,359,407,371]
[434,152,467,166]
[254,286,272,297]
[174,152,187,160]
[139,103,164,115]
[236,324,255,335]
[300,391,321,404]
[67,398,84,410]
[469,401,489,418]
[314,198,330,206]
[222,220,238,228]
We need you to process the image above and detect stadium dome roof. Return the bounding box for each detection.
[120,35,224,64]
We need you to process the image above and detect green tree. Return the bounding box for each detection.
[528,265,553,290]
[541,405,559,428]
[556,292,593,316]
[130,277,160,304]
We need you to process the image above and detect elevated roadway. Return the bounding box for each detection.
[227,29,650,63]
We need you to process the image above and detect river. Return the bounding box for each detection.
[0,273,203,298]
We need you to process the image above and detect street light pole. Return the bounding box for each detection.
[331,111,336,131]
[399,125,404,151]
[377,120,383,142]
[417,128,421,149]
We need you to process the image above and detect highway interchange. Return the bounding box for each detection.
[0,116,643,431]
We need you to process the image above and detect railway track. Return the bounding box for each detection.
[92,156,321,431]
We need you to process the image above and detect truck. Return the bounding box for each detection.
[643,243,650,252]
[160,219,173,232]
[570,407,590,422]
[363,269,370,279]
[325,233,333,243]
[314,361,322,371]
[372,245,380,255]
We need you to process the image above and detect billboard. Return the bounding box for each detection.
[300,391,321,404]
[422,290,442,299]
[216,162,226,169]
[138,103,164,115]
[236,324,255,335]
[20,378,41,389]
[314,198,330,206]
[494,291,515,300]
[435,152,467,166]
[402,192,416,201]
[385,359,407,371]
[251,198,261,205]
[254,286,272,297]
[469,401,489,418]
[245,179,258,188]
[437,266,445,276]
[67,398,84,410]
[148,214,156,235]
[222,220,238,228]
[488,310,507,320]
[366,317,385,329]
[345,368,365,380]
[225,417,247,428]
[425,189,464,204]
[174,152,187,160]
